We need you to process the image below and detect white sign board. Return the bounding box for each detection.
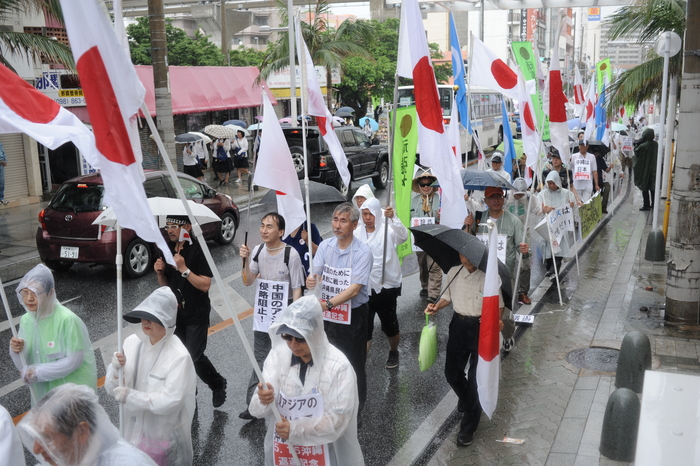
[266,66,341,88]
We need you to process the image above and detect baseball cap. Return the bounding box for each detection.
[484,187,505,198]
[491,154,503,163]
[123,310,164,327]
[276,324,304,339]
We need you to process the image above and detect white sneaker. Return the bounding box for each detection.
[235,178,242,184]
[1,200,8,205]
[502,337,515,352]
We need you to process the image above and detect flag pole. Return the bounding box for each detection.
[546,211,564,305]
[141,103,303,466]
[116,224,125,435]
[242,89,266,282]
[381,73,399,285]
[1,278,37,406]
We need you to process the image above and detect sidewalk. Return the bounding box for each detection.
[0,171,269,283]
[426,186,699,465]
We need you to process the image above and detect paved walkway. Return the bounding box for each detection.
[426,186,699,465]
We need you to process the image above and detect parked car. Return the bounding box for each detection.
[282,125,389,197]
[36,171,239,278]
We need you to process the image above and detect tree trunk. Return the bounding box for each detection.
[148,0,176,168]
[665,0,700,323]
[326,66,333,112]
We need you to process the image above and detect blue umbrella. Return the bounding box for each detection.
[359,117,379,132]
[224,119,248,128]
[567,118,585,130]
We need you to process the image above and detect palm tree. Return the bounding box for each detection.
[0,0,74,72]
[259,0,374,111]
[604,0,685,112]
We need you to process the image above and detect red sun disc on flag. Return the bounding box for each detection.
[0,64,61,124]
[412,56,444,133]
[491,59,518,90]
[523,103,536,131]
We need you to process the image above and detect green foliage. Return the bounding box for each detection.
[229,46,266,66]
[604,0,685,111]
[127,17,225,66]
[0,0,74,71]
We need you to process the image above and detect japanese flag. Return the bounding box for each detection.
[469,37,519,101]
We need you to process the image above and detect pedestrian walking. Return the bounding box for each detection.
[306,203,372,416]
[9,264,97,405]
[486,154,512,183]
[633,128,657,211]
[249,296,364,466]
[105,287,196,466]
[424,254,506,448]
[238,212,305,420]
[154,216,228,408]
[593,148,612,213]
[0,141,9,204]
[410,169,442,303]
[233,130,250,184]
[17,383,157,466]
[571,140,599,203]
[354,198,408,369]
[182,143,204,181]
[505,178,537,304]
[537,172,577,277]
[283,222,322,277]
[212,138,232,186]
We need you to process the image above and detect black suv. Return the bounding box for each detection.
[282,126,389,197]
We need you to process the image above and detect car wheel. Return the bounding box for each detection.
[44,259,73,272]
[372,160,389,189]
[289,146,305,180]
[216,212,237,245]
[124,239,152,279]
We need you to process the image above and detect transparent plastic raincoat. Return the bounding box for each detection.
[10,264,97,404]
[105,287,196,466]
[17,383,156,466]
[536,171,576,259]
[0,405,25,466]
[249,296,364,466]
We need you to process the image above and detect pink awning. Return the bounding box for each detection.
[134,66,276,116]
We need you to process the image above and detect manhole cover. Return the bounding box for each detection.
[566,347,619,372]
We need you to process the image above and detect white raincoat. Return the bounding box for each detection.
[10,264,97,404]
[249,296,364,466]
[351,184,375,210]
[354,197,408,292]
[536,171,576,259]
[0,405,25,466]
[105,287,196,466]
[17,383,156,466]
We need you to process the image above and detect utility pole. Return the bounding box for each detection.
[665,0,700,323]
[221,0,230,65]
[148,0,176,166]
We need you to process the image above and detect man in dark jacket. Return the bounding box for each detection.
[633,128,657,211]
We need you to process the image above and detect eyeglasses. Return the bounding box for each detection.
[280,334,306,344]
[163,225,181,231]
[418,183,433,188]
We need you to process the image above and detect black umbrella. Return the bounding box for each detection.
[334,110,354,118]
[223,119,248,128]
[410,224,514,309]
[587,139,610,156]
[259,180,347,205]
[174,133,203,143]
[335,106,355,115]
[430,170,514,190]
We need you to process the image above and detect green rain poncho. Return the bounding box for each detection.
[10,264,97,404]
[633,128,657,191]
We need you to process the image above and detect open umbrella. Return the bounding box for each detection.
[429,170,513,190]
[228,125,250,136]
[410,224,513,309]
[224,119,248,128]
[359,116,379,132]
[334,111,354,119]
[259,180,346,205]
[335,106,355,115]
[93,197,221,229]
[247,123,263,132]
[203,124,236,139]
[567,118,585,130]
[174,133,203,143]
[587,139,610,156]
[279,117,293,124]
[188,131,212,144]
[495,139,525,160]
[255,115,264,121]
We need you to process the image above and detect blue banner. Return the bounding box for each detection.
[449,13,472,134]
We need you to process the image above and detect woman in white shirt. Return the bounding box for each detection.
[233,130,250,184]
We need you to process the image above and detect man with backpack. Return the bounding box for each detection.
[238,212,305,420]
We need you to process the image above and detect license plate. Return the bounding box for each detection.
[59,246,79,259]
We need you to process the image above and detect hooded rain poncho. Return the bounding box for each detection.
[633,127,657,191]
[17,383,156,466]
[354,198,408,292]
[105,287,196,466]
[537,171,576,259]
[10,264,97,404]
[249,296,364,466]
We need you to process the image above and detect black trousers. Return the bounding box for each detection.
[445,313,483,435]
[367,287,400,340]
[175,323,226,391]
[324,303,368,415]
[642,190,654,208]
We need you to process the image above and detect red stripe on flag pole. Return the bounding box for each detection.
[478,295,501,362]
[76,46,137,166]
